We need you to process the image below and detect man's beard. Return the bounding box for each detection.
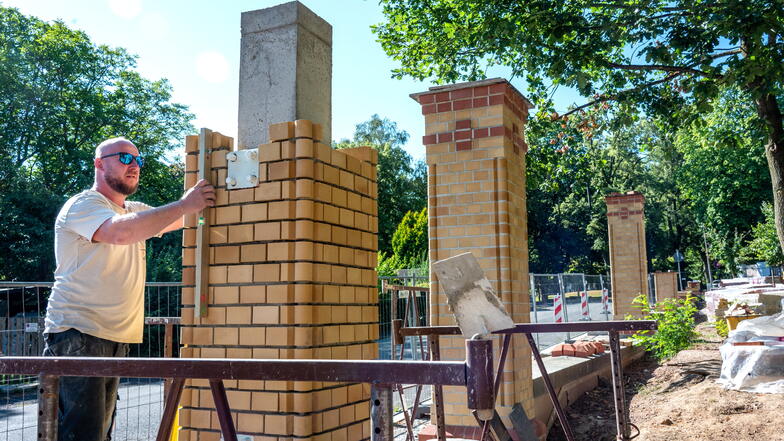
[106,173,138,196]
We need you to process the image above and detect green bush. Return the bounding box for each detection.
[714,318,729,338]
[390,207,428,268]
[626,294,698,360]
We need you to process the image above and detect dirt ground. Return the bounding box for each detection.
[549,321,783,441]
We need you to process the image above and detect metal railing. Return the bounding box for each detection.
[0,342,495,441]
[0,281,182,441]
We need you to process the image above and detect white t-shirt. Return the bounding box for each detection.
[44,190,152,343]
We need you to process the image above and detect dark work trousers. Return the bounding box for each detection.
[43,328,129,441]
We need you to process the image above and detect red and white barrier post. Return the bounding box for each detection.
[580,291,590,319]
[601,288,609,314]
[553,294,564,323]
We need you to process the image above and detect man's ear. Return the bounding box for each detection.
[94,157,102,170]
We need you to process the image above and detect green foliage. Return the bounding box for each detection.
[627,294,698,360]
[391,207,428,268]
[334,115,427,255]
[0,7,193,281]
[375,0,784,267]
[714,318,729,339]
[741,202,784,267]
[676,88,769,273]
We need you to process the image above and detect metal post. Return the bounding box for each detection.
[599,275,609,320]
[156,378,185,441]
[371,383,394,441]
[524,334,575,441]
[608,331,631,441]
[38,374,59,441]
[530,274,540,348]
[465,337,494,421]
[209,379,238,441]
[429,336,447,441]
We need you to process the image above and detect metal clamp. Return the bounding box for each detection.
[226,149,259,190]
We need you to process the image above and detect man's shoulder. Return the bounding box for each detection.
[56,190,112,225]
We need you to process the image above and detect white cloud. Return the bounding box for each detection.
[195,51,230,84]
[108,0,142,19]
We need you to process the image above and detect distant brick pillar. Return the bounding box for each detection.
[605,191,648,319]
[180,121,378,441]
[411,78,534,427]
[653,271,678,301]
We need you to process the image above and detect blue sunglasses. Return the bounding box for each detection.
[100,152,144,167]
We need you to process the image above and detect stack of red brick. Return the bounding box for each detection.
[550,341,605,357]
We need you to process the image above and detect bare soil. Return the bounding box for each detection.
[548,321,784,441]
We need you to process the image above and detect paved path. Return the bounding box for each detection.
[0,379,164,441]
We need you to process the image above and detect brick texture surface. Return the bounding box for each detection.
[605,191,648,319]
[181,122,378,441]
[412,79,535,426]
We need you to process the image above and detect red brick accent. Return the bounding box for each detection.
[437,132,453,143]
[472,127,489,138]
[455,130,472,141]
[422,134,437,145]
[456,140,472,151]
[605,191,645,204]
[456,119,471,130]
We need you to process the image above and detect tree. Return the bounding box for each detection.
[334,115,427,254]
[374,0,784,254]
[390,207,428,267]
[742,202,784,267]
[0,7,193,281]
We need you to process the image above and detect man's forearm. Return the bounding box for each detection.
[94,201,187,244]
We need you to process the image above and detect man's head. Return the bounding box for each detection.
[94,137,142,196]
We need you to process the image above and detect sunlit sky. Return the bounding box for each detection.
[3,0,582,161]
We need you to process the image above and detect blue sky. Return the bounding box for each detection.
[4,0,582,161]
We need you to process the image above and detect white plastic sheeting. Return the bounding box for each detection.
[718,313,784,393]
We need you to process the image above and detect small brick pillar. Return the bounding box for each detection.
[411,78,534,426]
[653,271,678,301]
[605,191,649,319]
[179,121,378,441]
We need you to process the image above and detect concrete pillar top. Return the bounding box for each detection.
[241,1,332,44]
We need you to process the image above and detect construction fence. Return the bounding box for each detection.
[0,282,182,441]
[0,272,611,440]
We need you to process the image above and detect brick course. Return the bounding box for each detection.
[181,122,378,441]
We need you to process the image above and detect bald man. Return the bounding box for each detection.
[43,137,214,441]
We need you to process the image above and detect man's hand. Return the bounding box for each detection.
[93,179,216,245]
[179,179,216,214]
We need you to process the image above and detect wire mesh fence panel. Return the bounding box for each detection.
[0,282,181,441]
[529,273,612,350]
[378,274,431,434]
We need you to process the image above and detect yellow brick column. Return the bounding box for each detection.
[653,271,678,301]
[179,121,378,441]
[605,191,648,319]
[411,78,534,428]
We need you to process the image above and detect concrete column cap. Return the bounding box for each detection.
[241,1,332,45]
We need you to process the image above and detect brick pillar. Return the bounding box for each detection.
[653,271,678,301]
[411,78,534,427]
[605,191,648,319]
[180,121,378,441]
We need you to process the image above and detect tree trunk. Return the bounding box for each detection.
[756,93,784,255]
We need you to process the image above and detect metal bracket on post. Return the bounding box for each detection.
[225,148,259,189]
[38,374,59,441]
[371,383,393,441]
[195,128,212,318]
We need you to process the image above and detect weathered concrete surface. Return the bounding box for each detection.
[238,1,332,149]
